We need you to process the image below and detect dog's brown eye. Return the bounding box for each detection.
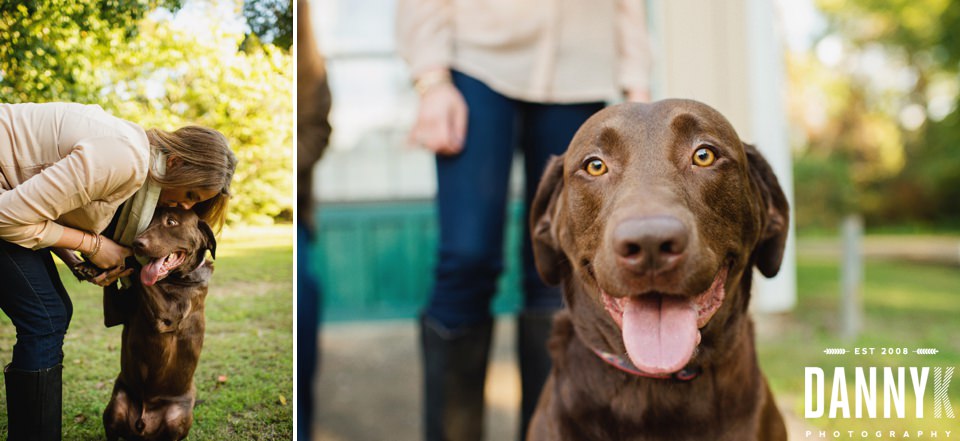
[693,147,716,167]
[165,217,179,227]
[585,158,608,176]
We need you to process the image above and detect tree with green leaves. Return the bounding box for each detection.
[243,0,292,50]
[0,0,184,102]
[793,0,960,228]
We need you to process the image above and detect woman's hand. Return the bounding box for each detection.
[51,228,133,286]
[87,235,130,269]
[410,75,468,156]
[87,236,134,287]
[625,87,650,103]
[89,266,134,287]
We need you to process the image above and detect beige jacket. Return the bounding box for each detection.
[396,0,652,103]
[0,103,150,250]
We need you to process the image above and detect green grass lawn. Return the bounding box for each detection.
[758,249,960,433]
[0,225,293,440]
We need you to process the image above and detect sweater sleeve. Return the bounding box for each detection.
[616,0,653,94]
[395,0,453,78]
[0,136,148,249]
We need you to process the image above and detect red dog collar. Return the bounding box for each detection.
[590,347,700,381]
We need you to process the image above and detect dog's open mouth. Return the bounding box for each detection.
[601,265,728,375]
[140,252,186,287]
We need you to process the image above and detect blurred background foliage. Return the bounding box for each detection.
[3,0,958,230]
[0,0,293,225]
[789,0,960,231]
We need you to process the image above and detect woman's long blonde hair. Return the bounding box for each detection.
[146,126,238,233]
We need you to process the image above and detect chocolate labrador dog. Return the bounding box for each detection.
[527,100,788,440]
[103,207,216,441]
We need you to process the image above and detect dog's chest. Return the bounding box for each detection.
[556,397,755,441]
[551,341,763,440]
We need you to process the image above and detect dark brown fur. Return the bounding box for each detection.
[102,207,216,441]
[527,100,788,440]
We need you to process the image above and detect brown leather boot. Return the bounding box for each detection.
[420,316,492,441]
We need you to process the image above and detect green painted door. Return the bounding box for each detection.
[310,200,526,322]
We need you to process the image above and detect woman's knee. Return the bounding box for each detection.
[5,292,71,369]
[437,245,503,278]
[12,329,67,370]
[428,250,501,329]
[0,245,72,369]
[15,297,71,368]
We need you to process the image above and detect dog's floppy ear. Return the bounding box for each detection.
[530,155,569,285]
[197,220,217,261]
[744,143,789,278]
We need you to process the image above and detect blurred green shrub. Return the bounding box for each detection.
[789,0,960,232]
[792,154,857,231]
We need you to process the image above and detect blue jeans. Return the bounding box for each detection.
[297,224,320,440]
[0,241,72,370]
[425,71,604,330]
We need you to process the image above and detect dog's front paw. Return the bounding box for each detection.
[71,261,104,281]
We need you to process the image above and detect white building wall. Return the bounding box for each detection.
[650,0,796,312]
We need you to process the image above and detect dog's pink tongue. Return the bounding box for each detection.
[622,295,699,374]
[140,259,164,287]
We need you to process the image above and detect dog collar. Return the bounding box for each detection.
[590,347,700,381]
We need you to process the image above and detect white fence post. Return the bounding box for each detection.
[840,214,863,342]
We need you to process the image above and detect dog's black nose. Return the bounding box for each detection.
[612,216,688,273]
[132,238,147,254]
